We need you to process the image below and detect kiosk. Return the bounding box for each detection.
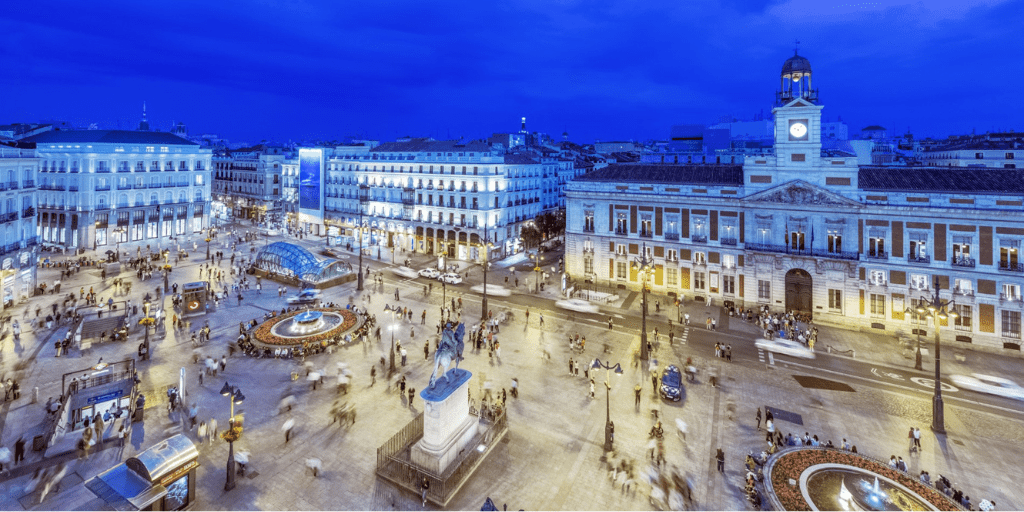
[181,282,207,317]
[86,434,199,511]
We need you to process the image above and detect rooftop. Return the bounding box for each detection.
[858,166,1024,194]
[372,138,493,154]
[22,130,198,146]
[573,163,744,185]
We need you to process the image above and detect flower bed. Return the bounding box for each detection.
[767,447,961,511]
[251,308,358,346]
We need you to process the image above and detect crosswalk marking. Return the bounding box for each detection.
[758,348,766,363]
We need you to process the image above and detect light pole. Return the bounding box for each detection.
[357,185,369,292]
[632,242,654,362]
[481,221,490,320]
[904,306,925,371]
[591,358,623,452]
[385,304,399,374]
[914,276,956,434]
[529,251,544,293]
[220,382,245,491]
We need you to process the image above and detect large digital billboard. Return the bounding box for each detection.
[298,148,323,211]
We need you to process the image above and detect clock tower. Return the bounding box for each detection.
[772,50,823,170]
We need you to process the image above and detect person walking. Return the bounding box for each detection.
[539,313,544,327]
[716,448,725,473]
[756,408,762,430]
[525,308,530,324]
[421,477,430,506]
[209,418,218,445]
[14,435,26,464]
[370,366,376,386]
[913,427,921,450]
[725,344,732,362]
[634,384,642,409]
[283,417,295,443]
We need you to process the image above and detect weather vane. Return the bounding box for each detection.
[794,39,801,53]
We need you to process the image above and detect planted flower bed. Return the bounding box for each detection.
[252,308,358,346]
[766,447,961,511]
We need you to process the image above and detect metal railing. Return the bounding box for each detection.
[908,254,931,264]
[691,234,708,243]
[720,237,737,246]
[865,251,888,260]
[999,261,1024,272]
[376,408,508,507]
[951,256,975,268]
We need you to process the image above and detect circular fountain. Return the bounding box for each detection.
[250,307,361,351]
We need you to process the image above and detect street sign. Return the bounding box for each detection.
[87,389,125,405]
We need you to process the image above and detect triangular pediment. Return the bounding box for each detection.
[744,180,862,207]
[782,98,815,108]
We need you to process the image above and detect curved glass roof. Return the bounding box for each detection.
[254,242,353,284]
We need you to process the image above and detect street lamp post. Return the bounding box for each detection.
[915,276,956,434]
[220,382,245,491]
[632,242,654,362]
[529,251,544,293]
[481,221,490,321]
[904,306,925,371]
[591,358,623,453]
[357,185,369,292]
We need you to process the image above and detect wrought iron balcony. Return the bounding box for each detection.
[582,226,595,233]
[951,256,976,268]
[664,232,679,241]
[614,227,628,235]
[907,254,930,264]
[0,212,18,223]
[865,251,888,260]
[6,182,17,190]
[691,235,708,243]
[999,261,1024,272]
[1000,292,1022,302]
[720,237,737,246]
[23,181,34,188]
[745,242,859,261]
[954,287,974,297]
[639,230,653,239]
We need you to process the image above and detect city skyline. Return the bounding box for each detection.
[2,0,1022,144]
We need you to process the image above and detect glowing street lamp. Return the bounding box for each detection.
[632,242,654,362]
[914,276,956,434]
[591,358,623,452]
[220,382,245,491]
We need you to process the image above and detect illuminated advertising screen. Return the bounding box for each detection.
[299,149,323,211]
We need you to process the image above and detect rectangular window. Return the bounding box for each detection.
[870,270,887,285]
[615,213,628,234]
[666,249,678,262]
[868,235,886,258]
[722,275,735,295]
[756,225,771,244]
[694,272,706,291]
[665,214,680,239]
[953,304,972,332]
[954,278,973,295]
[693,251,706,265]
[616,244,627,256]
[583,210,594,232]
[1002,283,1021,301]
[722,254,735,269]
[828,289,842,311]
[870,293,886,317]
[999,241,1020,270]
[952,237,972,265]
[758,280,771,300]
[583,255,594,275]
[827,230,842,253]
[910,274,928,291]
[1002,310,1021,339]
[666,267,678,287]
[789,230,805,250]
[616,262,627,279]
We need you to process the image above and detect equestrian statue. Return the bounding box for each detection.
[429,320,465,389]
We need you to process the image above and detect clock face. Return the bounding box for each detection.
[790,122,807,139]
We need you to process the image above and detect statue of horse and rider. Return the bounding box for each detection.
[429,320,465,389]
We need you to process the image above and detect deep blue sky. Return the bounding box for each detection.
[3,0,1022,145]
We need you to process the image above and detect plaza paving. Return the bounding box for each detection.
[0,226,1022,510]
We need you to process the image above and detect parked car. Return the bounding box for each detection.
[660,365,683,402]
[286,289,322,305]
[392,266,419,279]
[438,272,463,285]
[554,298,600,314]
[418,268,441,279]
[950,373,1024,401]
[754,337,816,359]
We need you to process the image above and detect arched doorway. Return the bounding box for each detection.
[785,268,813,314]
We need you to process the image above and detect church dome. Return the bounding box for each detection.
[781,50,811,76]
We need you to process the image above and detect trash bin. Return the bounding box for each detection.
[32,434,46,451]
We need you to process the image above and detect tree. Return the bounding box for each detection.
[520,225,542,249]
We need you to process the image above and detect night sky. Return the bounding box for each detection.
[2,0,1021,145]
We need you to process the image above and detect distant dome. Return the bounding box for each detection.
[781,50,812,76]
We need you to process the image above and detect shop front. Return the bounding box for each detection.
[86,434,200,511]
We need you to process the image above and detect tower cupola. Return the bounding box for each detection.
[778,48,817,104]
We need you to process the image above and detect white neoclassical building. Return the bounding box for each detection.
[24,130,212,251]
[565,51,1024,352]
[0,143,40,306]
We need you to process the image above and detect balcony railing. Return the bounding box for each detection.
[664,232,679,241]
[954,287,974,297]
[639,230,653,238]
[720,237,737,246]
[865,251,888,260]
[951,256,976,268]
[1000,293,1022,302]
[907,254,930,264]
[582,226,595,233]
[23,181,34,188]
[96,186,111,191]
[614,227,628,235]
[22,208,34,218]
[6,182,17,190]
[0,212,18,223]
[745,242,860,261]
[691,234,708,243]
[999,261,1024,272]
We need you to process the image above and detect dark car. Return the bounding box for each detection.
[660,365,683,402]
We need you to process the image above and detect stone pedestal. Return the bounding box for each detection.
[412,368,477,475]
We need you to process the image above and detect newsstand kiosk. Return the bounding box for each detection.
[181,282,207,317]
[86,434,199,510]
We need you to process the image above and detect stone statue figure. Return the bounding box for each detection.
[429,320,465,389]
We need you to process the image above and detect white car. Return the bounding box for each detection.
[754,337,816,359]
[438,272,463,285]
[554,298,600,314]
[418,268,441,279]
[392,266,419,279]
[286,289,322,305]
[950,373,1024,401]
